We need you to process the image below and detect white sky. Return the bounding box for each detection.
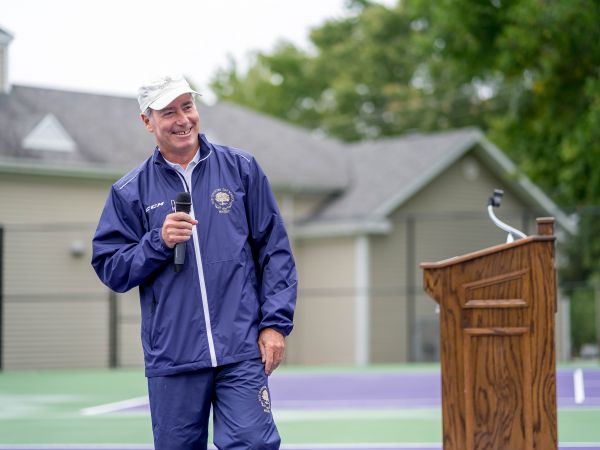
[0,0,395,102]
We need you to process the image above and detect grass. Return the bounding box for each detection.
[0,366,599,444]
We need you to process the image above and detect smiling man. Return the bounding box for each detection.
[92,74,297,450]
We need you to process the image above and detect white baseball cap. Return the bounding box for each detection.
[137,74,200,113]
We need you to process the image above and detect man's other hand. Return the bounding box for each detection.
[258,328,285,376]
[161,212,198,248]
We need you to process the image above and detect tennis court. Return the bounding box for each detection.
[1,365,599,449]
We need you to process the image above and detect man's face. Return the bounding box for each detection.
[142,93,200,158]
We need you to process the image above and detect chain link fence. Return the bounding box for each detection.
[0,208,597,370]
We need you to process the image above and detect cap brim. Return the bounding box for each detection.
[149,87,201,111]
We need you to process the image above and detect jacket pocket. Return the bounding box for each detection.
[149,295,158,351]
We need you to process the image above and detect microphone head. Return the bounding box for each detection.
[175,192,192,213]
[175,192,191,203]
[487,189,504,208]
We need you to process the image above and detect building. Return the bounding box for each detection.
[0,26,574,369]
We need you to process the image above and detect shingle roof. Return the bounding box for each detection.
[0,85,348,192]
[0,85,574,234]
[200,102,348,193]
[0,85,153,168]
[308,128,482,222]
[297,128,576,236]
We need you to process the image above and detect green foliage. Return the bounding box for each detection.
[568,287,598,355]
[561,207,600,352]
[212,2,441,140]
[212,0,600,197]
[211,0,600,352]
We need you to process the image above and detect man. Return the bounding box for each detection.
[91,74,297,450]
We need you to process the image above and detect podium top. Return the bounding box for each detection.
[536,217,555,236]
[420,217,555,270]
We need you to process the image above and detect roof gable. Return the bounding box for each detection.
[0,85,573,235]
[22,114,77,152]
[298,128,576,236]
[0,86,349,192]
[306,128,482,223]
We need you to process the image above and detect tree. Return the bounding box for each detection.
[212,0,600,201]
[416,0,600,354]
[212,2,472,140]
[211,0,600,353]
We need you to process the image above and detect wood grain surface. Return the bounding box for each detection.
[421,218,558,450]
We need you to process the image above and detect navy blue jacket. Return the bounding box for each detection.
[92,134,297,377]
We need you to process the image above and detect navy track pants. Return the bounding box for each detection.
[147,358,280,450]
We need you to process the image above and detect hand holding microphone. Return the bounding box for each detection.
[161,192,197,272]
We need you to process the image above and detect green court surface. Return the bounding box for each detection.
[0,365,599,445]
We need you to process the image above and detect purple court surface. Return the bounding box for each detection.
[68,367,600,450]
[111,367,600,414]
[0,445,598,450]
[5,368,598,450]
[268,367,600,410]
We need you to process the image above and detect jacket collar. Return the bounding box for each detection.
[152,133,213,167]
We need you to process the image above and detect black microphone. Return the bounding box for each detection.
[174,192,192,273]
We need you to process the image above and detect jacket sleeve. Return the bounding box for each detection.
[91,186,173,293]
[246,158,298,336]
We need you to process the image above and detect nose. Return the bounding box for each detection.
[174,109,188,124]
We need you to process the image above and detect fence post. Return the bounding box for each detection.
[0,225,3,371]
[596,284,600,358]
[108,290,118,368]
[406,215,416,362]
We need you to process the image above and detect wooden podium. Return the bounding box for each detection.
[421,218,558,450]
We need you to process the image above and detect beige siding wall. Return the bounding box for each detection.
[0,174,307,370]
[0,174,119,369]
[369,153,556,362]
[400,154,534,241]
[0,174,110,225]
[369,222,409,363]
[118,290,144,367]
[406,153,544,325]
[0,174,347,369]
[0,151,568,368]
[286,236,356,365]
[275,192,330,228]
[4,300,108,369]
[291,194,330,221]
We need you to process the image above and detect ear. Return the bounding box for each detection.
[140,113,154,133]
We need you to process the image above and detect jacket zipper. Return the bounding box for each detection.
[174,170,218,367]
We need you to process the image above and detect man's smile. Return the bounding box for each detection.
[173,127,193,136]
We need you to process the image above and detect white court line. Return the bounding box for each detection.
[561,445,600,449]
[574,368,586,404]
[281,445,441,449]
[80,398,439,420]
[80,396,148,416]
[0,447,154,449]
[276,398,439,408]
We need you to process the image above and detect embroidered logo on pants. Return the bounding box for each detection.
[258,386,271,413]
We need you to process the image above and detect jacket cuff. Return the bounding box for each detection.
[258,325,290,337]
[259,281,297,337]
[151,227,174,255]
